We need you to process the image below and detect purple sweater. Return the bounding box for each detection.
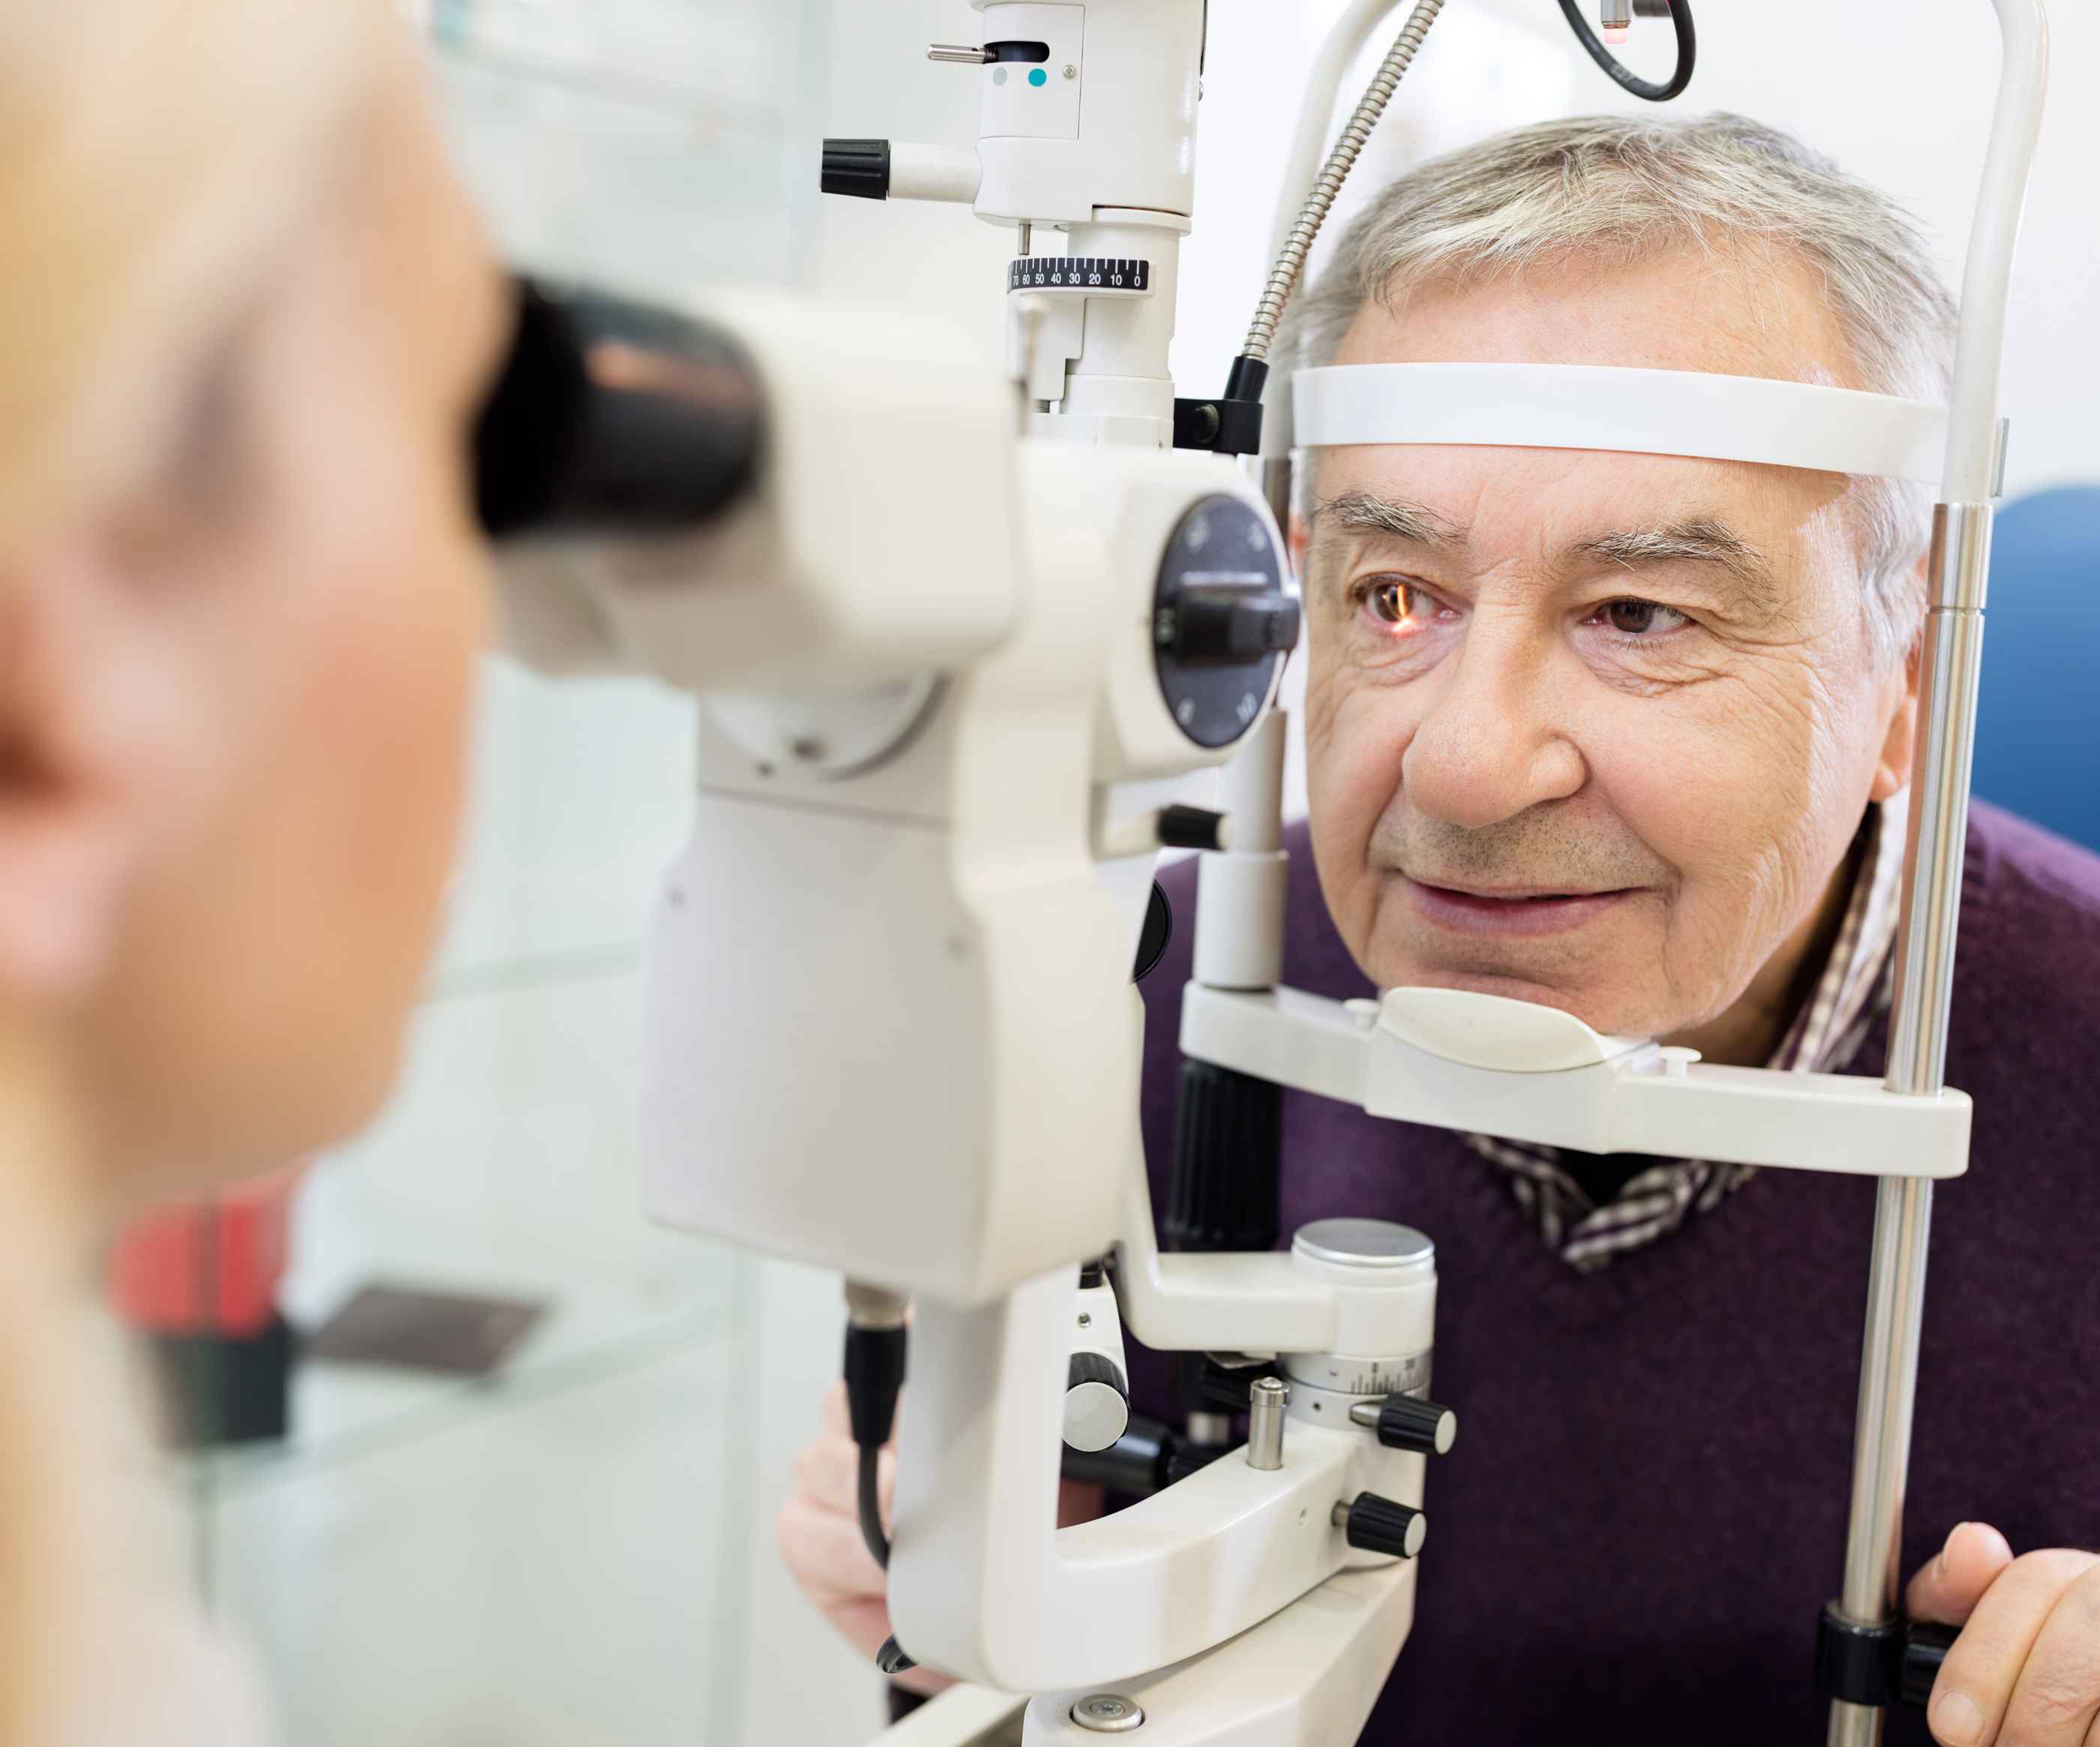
[1131,802,2100,1745]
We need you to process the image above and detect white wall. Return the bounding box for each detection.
[1452,0,2098,498]
[806,2,2100,500]
[1199,2,2098,495]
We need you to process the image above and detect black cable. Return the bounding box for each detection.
[1555,0,1695,102]
[856,1440,891,1570]
[843,1313,908,1572]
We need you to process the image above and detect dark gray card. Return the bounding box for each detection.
[304,1282,548,1376]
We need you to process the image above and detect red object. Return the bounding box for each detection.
[107,1168,302,1338]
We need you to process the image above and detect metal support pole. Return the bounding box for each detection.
[1826,504,1993,1747]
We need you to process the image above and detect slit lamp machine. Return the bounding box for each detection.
[468,2,2050,1740]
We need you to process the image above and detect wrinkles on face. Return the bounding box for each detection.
[1368,800,1671,897]
[1292,251,1913,1051]
[1300,437,1896,1046]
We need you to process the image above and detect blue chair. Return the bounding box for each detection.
[1969,485,2100,854]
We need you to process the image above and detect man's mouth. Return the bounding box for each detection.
[1399,876,1639,938]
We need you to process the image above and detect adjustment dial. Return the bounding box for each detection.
[1333,1492,1427,1560]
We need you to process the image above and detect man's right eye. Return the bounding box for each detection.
[1366,579,1426,625]
[1345,575,1456,646]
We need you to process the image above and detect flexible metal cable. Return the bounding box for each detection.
[1240,0,1446,365]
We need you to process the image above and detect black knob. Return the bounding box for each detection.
[1063,1352,1130,1454]
[1374,1394,1458,1457]
[1156,804,1226,853]
[822,138,892,200]
[1900,1621,1960,1709]
[1167,1062,1282,1255]
[1335,1492,1426,1560]
[1067,1351,1126,1391]
[1192,1355,1282,1413]
[1172,588,1302,664]
[1131,881,1173,983]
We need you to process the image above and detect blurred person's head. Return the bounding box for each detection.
[0,3,508,1212]
[0,10,504,1731]
[1286,115,1951,1064]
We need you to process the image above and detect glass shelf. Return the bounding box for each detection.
[179,948,748,1493]
[176,956,760,1747]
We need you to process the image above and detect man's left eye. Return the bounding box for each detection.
[1592,599,1692,638]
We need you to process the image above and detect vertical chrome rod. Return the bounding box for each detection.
[1824,0,2040,1728]
[1826,507,1993,1747]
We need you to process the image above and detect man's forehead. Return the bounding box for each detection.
[1333,246,1862,391]
[1306,251,1865,608]
[1305,440,1797,545]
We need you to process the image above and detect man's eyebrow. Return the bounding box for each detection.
[1564,518,1780,614]
[1311,489,1469,551]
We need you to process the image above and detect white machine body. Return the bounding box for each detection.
[891,0,1209,446]
[630,424,1284,1301]
[890,1226,1438,1694]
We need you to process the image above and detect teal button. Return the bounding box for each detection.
[1028,67,1048,86]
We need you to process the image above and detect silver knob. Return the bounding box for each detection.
[928,43,991,63]
[1071,1694,1146,1733]
[1245,1376,1290,1472]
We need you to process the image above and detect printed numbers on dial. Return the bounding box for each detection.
[1006,257,1152,295]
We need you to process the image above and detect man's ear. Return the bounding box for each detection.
[0,542,189,1001]
[1869,612,1925,803]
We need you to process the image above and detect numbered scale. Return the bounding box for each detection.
[1006,255,1154,296]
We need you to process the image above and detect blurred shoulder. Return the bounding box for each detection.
[1963,800,2100,942]
[1948,801,2100,1085]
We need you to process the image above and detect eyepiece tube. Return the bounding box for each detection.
[473,276,766,540]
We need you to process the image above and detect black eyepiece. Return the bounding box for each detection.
[473,277,766,541]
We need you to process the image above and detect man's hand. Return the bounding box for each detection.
[777,1383,952,1697]
[1907,1521,2100,1745]
[776,1383,1104,1699]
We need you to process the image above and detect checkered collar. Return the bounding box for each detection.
[1464,797,1907,1272]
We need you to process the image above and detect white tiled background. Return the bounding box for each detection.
[194,4,2100,1744]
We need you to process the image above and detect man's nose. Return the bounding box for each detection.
[1401,629,1586,830]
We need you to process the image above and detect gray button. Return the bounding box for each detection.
[1292,1217,1434,1268]
[1071,1693,1146,1733]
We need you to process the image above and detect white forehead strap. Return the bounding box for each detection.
[1291,363,1948,485]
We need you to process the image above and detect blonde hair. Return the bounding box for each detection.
[0,5,382,1739]
[0,1,376,551]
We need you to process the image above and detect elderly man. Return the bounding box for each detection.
[782,115,2100,1746]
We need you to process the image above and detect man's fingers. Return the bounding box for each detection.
[778,1485,956,1702]
[2000,1560,2100,1747]
[1058,1480,1106,1529]
[1926,1548,2098,1746]
[795,1432,898,1524]
[826,1595,957,1700]
[1910,1523,2019,1627]
[775,1491,888,1601]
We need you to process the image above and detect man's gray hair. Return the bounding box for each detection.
[1286,113,1957,665]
